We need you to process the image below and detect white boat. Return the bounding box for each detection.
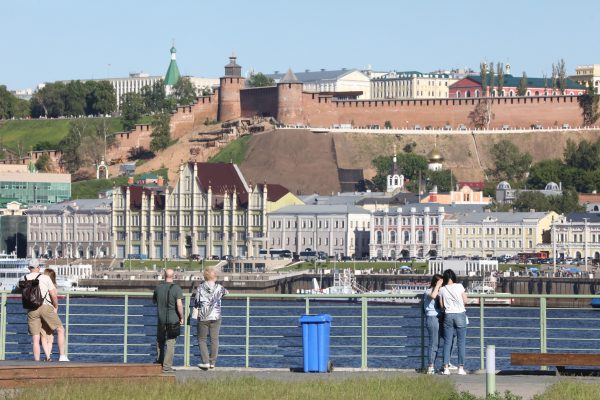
[0,252,31,292]
[467,276,512,306]
[371,282,431,304]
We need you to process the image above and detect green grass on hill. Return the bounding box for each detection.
[71,168,169,199]
[0,116,152,154]
[208,134,251,164]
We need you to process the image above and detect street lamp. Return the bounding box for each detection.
[584,218,589,272]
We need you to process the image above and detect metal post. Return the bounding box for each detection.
[360,297,368,369]
[305,298,310,315]
[479,298,485,370]
[64,294,70,356]
[540,296,547,371]
[245,296,250,368]
[123,294,128,363]
[183,295,191,367]
[0,292,6,360]
[486,345,496,397]
[552,222,557,276]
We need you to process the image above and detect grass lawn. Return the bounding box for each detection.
[71,167,169,199]
[0,116,152,154]
[11,376,455,400]
[208,134,251,164]
[117,259,219,271]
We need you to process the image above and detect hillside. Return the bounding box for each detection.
[0,116,151,154]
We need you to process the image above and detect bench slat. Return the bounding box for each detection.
[512,353,600,366]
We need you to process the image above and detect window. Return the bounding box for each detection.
[404,231,410,244]
[390,231,396,243]
[376,231,382,245]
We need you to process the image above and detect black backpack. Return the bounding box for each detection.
[18,274,45,310]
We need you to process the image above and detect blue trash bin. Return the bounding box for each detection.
[299,314,333,372]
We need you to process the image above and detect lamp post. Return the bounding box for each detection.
[584,218,589,272]
[552,221,557,277]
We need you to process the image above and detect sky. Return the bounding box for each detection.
[2,0,599,90]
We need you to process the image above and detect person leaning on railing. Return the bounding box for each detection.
[438,269,468,376]
[192,266,229,370]
[153,269,184,373]
[423,274,443,374]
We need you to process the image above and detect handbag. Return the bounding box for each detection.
[165,322,181,339]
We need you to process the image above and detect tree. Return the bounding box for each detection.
[384,120,392,129]
[150,113,171,152]
[247,72,275,88]
[527,159,565,189]
[479,62,488,96]
[426,169,457,193]
[30,82,66,118]
[488,62,495,96]
[578,82,600,126]
[33,141,57,151]
[171,77,197,106]
[403,142,416,153]
[34,152,55,172]
[488,140,532,181]
[371,153,428,192]
[0,85,30,119]
[85,80,116,115]
[513,190,583,214]
[496,63,504,96]
[141,79,171,113]
[120,92,144,131]
[552,59,567,94]
[64,81,87,116]
[517,72,528,96]
[59,118,116,172]
[564,138,600,170]
[469,100,494,129]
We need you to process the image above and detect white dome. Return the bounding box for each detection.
[545,182,560,191]
[497,181,511,190]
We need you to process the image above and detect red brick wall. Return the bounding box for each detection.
[302,94,583,128]
[277,83,304,125]
[240,86,278,118]
[170,93,219,139]
[218,77,245,122]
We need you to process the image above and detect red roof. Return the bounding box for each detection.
[579,193,600,204]
[193,162,248,195]
[124,185,165,210]
[458,181,485,190]
[258,183,291,202]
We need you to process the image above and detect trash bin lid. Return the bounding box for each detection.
[299,314,332,323]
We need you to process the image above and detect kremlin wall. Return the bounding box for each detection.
[108,56,585,163]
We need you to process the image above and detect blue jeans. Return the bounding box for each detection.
[443,312,467,366]
[427,315,456,367]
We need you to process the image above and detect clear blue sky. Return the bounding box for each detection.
[3,0,599,90]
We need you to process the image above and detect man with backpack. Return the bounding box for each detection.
[153,269,183,373]
[20,259,69,362]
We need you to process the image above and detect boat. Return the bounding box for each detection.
[591,291,600,308]
[372,282,430,304]
[0,252,31,292]
[466,276,513,306]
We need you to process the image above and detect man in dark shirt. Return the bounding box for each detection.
[153,269,183,373]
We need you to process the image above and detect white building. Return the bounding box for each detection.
[267,69,372,99]
[267,204,371,258]
[370,205,445,259]
[371,71,459,99]
[428,259,499,276]
[386,147,404,193]
[552,213,600,261]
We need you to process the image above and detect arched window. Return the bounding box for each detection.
[535,91,539,96]
[509,90,514,97]
[474,89,480,97]
[526,90,531,96]
[376,231,382,245]
[456,91,461,98]
[466,90,471,98]
[403,231,410,244]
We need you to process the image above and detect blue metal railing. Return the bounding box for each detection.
[1,292,598,370]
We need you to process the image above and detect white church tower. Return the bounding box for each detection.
[386,145,404,193]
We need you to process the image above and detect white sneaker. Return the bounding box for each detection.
[197,363,210,369]
[441,367,450,375]
[458,367,467,375]
[58,355,70,362]
[427,367,435,375]
[448,363,458,370]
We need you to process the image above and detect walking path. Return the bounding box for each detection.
[175,368,600,399]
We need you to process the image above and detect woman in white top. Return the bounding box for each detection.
[438,269,468,375]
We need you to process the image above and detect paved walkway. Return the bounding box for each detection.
[174,368,600,399]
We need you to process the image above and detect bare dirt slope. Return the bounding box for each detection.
[240,129,341,195]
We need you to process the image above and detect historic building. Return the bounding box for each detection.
[26,198,113,259]
[267,204,371,259]
[442,211,558,258]
[370,205,445,259]
[551,213,600,261]
[449,74,585,98]
[371,71,458,100]
[386,146,404,193]
[0,164,71,205]
[421,185,491,205]
[111,162,298,259]
[570,65,600,89]
[267,69,371,99]
[495,181,562,204]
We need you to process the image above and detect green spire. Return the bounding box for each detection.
[164,46,181,86]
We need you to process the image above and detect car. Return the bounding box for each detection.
[190,254,203,261]
[210,255,220,261]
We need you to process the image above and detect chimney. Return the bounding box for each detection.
[127,176,134,185]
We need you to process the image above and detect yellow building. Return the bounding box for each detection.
[421,185,491,205]
[264,185,304,213]
[443,211,558,257]
[371,71,459,100]
[570,65,600,89]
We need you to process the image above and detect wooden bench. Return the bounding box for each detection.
[511,352,600,375]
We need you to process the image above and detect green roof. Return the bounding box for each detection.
[466,74,584,90]
[164,59,181,86]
